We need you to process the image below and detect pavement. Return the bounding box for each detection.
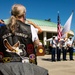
[37,55,75,75]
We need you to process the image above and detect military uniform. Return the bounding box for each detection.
[50,36,56,61]
[62,39,67,61]
[67,36,74,60]
[57,42,62,61]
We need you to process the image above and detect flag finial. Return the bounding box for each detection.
[58,11,59,14]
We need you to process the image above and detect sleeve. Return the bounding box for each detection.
[30,25,39,42]
[50,40,51,44]
[50,40,53,44]
[35,28,38,33]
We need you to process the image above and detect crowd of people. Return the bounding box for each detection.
[49,35,74,62]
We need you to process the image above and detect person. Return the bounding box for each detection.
[67,36,74,60]
[49,41,52,54]
[73,39,75,50]
[50,36,57,62]
[62,38,67,61]
[0,4,40,64]
[0,19,4,24]
[25,20,42,34]
[0,9,43,63]
[0,4,49,75]
[0,19,5,27]
[57,40,62,61]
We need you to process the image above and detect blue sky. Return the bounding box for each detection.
[0,0,75,33]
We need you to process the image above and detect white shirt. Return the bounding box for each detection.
[30,25,39,42]
[63,41,67,47]
[25,21,39,42]
[51,39,56,48]
[67,39,73,47]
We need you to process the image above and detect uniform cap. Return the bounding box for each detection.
[69,36,72,39]
[52,36,56,38]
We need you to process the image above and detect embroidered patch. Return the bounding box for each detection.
[39,49,43,53]
[29,54,35,60]
[3,57,11,62]
[27,44,34,54]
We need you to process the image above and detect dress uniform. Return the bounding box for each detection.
[62,39,67,61]
[57,41,62,61]
[50,36,57,61]
[67,36,74,60]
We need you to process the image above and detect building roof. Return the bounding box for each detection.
[3,18,74,35]
[27,18,57,27]
[4,18,57,27]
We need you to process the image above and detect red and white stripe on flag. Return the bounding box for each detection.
[57,24,62,40]
[57,12,62,40]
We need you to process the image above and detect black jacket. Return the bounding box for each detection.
[0,20,36,62]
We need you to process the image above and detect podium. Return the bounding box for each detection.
[36,45,45,56]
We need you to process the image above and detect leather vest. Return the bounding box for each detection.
[0,20,35,62]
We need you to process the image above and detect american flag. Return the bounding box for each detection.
[57,12,62,41]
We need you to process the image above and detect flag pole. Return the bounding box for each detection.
[72,10,74,13]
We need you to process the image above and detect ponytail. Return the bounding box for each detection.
[8,16,17,33]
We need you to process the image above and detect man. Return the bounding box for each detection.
[62,38,67,61]
[0,19,5,27]
[67,36,74,60]
[50,36,57,61]
[0,19,4,24]
[0,4,39,64]
[0,4,48,75]
[25,20,42,34]
[57,40,62,61]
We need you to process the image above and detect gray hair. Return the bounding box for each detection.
[11,4,26,17]
[7,4,26,33]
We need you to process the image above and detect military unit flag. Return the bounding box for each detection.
[61,12,73,38]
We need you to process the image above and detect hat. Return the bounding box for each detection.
[69,36,72,39]
[52,36,56,39]
[52,36,56,38]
